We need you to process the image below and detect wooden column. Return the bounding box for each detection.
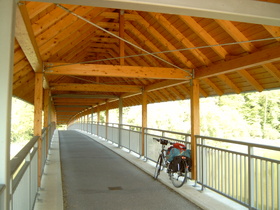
[119,10,125,65]
[141,91,148,156]
[43,89,50,157]
[190,79,200,180]
[0,0,16,208]
[34,72,43,187]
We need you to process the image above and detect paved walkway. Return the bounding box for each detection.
[59,130,200,210]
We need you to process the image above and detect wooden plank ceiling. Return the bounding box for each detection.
[13,0,280,125]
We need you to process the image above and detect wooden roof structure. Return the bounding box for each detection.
[13,0,280,125]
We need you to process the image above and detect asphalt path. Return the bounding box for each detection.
[59,130,201,210]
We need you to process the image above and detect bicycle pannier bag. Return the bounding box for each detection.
[169,156,186,172]
[166,147,180,162]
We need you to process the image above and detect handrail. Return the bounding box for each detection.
[10,136,39,175]
[0,184,5,194]
[8,122,56,210]
[195,134,280,151]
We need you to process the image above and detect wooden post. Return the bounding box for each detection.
[43,89,50,157]
[0,0,15,208]
[141,90,147,156]
[190,79,200,180]
[34,72,43,187]
[119,10,125,65]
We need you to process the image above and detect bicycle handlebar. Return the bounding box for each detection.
[153,138,173,145]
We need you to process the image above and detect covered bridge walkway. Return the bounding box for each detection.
[34,129,243,210]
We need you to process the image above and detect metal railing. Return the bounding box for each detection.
[3,122,56,210]
[69,121,280,210]
[196,135,280,210]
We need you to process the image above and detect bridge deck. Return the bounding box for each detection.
[59,130,200,210]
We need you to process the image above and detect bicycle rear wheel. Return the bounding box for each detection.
[154,155,163,179]
[169,168,188,188]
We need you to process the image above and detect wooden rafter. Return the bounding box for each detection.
[196,45,280,79]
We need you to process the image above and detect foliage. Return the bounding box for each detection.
[115,90,280,141]
[11,97,34,143]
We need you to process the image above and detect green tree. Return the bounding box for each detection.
[11,98,34,143]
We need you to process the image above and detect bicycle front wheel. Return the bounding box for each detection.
[169,169,188,188]
[154,155,163,179]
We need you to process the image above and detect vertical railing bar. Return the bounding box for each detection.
[228,151,230,196]
[277,164,280,210]
[218,150,220,191]
[266,161,268,210]
[207,148,210,187]
[235,154,237,200]
[261,160,264,210]
[221,151,223,192]
[201,137,204,191]
[271,162,274,210]
[214,150,217,188]
[248,146,252,209]
[211,148,214,188]
[256,159,259,209]
[245,155,248,204]
[226,151,228,195]
[239,155,244,201]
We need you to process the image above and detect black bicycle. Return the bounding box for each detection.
[153,138,191,188]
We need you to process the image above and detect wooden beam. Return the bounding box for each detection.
[215,19,257,52]
[180,16,227,59]
[203,78,223,96]
[15,3,42,72]
[119,10,125,65]
[45,63,191,80]
[196,45,280,79]
[237,69,264,92]
[262,63,280,83]
[217,74,241,94]
[151,13,210,66]
[50,83,142,92]
[135,12,194,68]
[52,94,119,99]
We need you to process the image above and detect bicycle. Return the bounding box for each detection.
[153,138,191,188]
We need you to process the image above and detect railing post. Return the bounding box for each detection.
[248,146,255,209]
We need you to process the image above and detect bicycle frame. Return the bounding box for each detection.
[153,138,189,188]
